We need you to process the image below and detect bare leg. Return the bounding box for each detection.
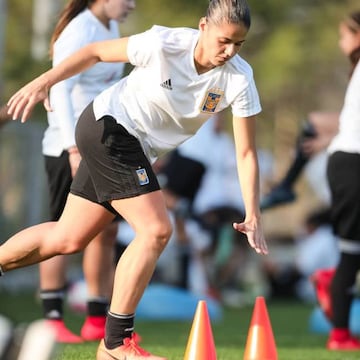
[39,256,67,291]
[83,223,117,299]
[80,223,117,341]
[109,190,172,314]
[0,194,115,272]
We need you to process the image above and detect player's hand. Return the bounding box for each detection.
[7,75,52,123]
[233,218,268,255]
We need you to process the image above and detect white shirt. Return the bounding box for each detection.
[328,61,360,154]
[42,9,124,156]
[93,25,261,163]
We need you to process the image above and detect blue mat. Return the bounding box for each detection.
[137,283,223,321]
[309,298,360,335]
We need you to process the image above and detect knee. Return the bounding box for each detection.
[55,236,87,255]
[146,221,173,253]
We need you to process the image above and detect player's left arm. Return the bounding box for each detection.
[232,115,268,255]
[7,38,130,123]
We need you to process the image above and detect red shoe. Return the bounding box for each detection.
[81,316,106,341]
[96,335,166,360]
[327,328,360,351]
[310,268,335,320]
[46,319,83,343]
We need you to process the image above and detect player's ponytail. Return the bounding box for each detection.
[49,0,96,59]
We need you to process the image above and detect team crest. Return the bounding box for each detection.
[136,168,149,185]
[200,88,224,113]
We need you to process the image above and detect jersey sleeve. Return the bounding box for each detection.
[127,26,162,67]
[231,75,262,118]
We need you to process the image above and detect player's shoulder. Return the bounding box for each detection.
[149,25,197,51]
[59,9,98,41]
[226,54,254,78]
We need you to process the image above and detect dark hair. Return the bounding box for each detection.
[206,0,251,30]
[344,11,360,76]
[49,0,96,59]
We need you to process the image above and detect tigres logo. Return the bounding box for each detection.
[200,88,224,113]
[136,168,149,185]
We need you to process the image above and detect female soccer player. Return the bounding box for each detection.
[3,0,267,358]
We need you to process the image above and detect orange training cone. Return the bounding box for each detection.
[243,296,278,360]
[183,300,217,360]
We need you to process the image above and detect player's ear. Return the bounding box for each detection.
[198,17,207,31]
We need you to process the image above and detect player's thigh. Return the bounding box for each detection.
[54,193,116,249]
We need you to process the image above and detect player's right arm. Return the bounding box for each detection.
[7,37,129,123]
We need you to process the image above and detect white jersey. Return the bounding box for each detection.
[43,9,124,156]
[93,25,261,163]
[328,61,360,154]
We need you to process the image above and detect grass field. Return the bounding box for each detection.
[1,290,359,360]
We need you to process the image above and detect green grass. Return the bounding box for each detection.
[1,291,358,359]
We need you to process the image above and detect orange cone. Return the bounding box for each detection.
[183,300,217,360]
[243,296,278,360]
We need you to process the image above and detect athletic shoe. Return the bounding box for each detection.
[310,268,335,321]
[46,319,83,343]
[96,336,166,360]
[81,316,106,341]
[327,329,360,350]
[260,185,296,210]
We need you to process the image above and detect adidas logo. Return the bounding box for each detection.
[160,78,172,90]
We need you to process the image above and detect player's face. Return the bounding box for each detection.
[338,22,360,56]
[105,0,136,23]
[201,18,248,67]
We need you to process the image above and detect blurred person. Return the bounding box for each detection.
[156,148,206,291]
[260,111,338,210]
[324,10,360,351]
[39,0,135,343]
[178,112,249,298]
[263,208,339,301]
[2,1,268,359]
[157,112,220,288]
[261,9,360,351]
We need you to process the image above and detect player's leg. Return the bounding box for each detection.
[40,152,82,343]
[0,194,115,272]
[81,222,117,341]
[327,151,360,350]
[97,190,170,360]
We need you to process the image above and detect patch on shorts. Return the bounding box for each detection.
[136,168,149,185]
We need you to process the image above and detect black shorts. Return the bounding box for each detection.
[70,102,160,214]
[327,151,360,241]
[44,152,72,221]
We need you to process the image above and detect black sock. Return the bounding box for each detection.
[104,312,135,349]
[40,288,65,320]
[87,297,109,317]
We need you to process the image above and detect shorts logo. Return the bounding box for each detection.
[136,168,149,185]
[200,88,224,113]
